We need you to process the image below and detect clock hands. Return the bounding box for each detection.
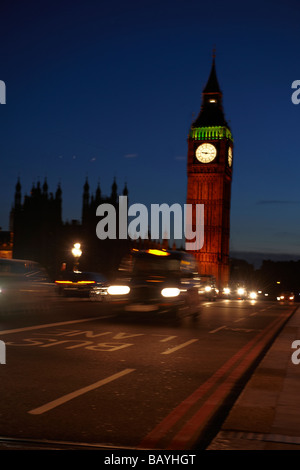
[196,143,216,162]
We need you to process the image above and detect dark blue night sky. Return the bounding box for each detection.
[1,0,300,263]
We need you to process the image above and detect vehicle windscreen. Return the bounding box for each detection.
[59,272,106,282]
[134,258,181,274]
[118,253,184,277]
[199,276,216,286]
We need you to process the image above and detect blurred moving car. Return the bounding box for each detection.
[55,271,108,298]
[0,258,56,310]
[198,274,218,301]
[222,282,248,300]
[277,291,295,302]
[106,248,201,318]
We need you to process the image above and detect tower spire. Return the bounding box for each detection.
[202,54,221,95]
[192,54,228,128]
[212,44,216,60]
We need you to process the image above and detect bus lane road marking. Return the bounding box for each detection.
[0,315,114,336]
[28,368,135,415]
[2,321,199,356]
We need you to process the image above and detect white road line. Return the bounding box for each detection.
[161,339,198,355]
[209,325,226,334]
[152,335,177,342]
[28,368,135,415]
[159,336,177,343]
[0,315,113,336]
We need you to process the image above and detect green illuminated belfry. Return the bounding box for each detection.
[190,126,233,141]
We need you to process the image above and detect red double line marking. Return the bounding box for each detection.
[139,310,294,450]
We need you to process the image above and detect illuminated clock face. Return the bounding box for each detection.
[228,147,233,167]
[195,143,217,163]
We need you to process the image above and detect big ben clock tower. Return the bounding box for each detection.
[186,54,233,289]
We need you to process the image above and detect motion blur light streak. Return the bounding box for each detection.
[107,285,130,295]
[161,288,181,298]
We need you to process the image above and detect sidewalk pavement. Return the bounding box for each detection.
[208,305,300,450]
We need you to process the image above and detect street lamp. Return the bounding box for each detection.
[72,242,82,271]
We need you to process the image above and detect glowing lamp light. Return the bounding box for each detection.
[72,243,82,258]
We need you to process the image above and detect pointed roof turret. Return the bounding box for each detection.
[14,178,22,207]
[202,56,222,95]
[123,182,128,197]
[95,182,101,203]
[83,177,89,193]
[15,178,21,192]
[36,181,42,197]
[43,178,48,195]
[55,183,62,200]
[191,51,230,129]
[111,177,117,204]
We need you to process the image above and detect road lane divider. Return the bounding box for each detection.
[161,339,198,355]
[28,368,135,415]
[139,309,295,450]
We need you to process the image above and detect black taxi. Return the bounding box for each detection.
[106,248,202,318]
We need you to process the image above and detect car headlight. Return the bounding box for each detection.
[205,285,212,292]
[161,288,181,298]
[223,287,230,294]
[249,291,257,299]
[237,288,245,296]
[107,285,130,295]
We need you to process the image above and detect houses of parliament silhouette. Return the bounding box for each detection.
[9,177,131,278]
